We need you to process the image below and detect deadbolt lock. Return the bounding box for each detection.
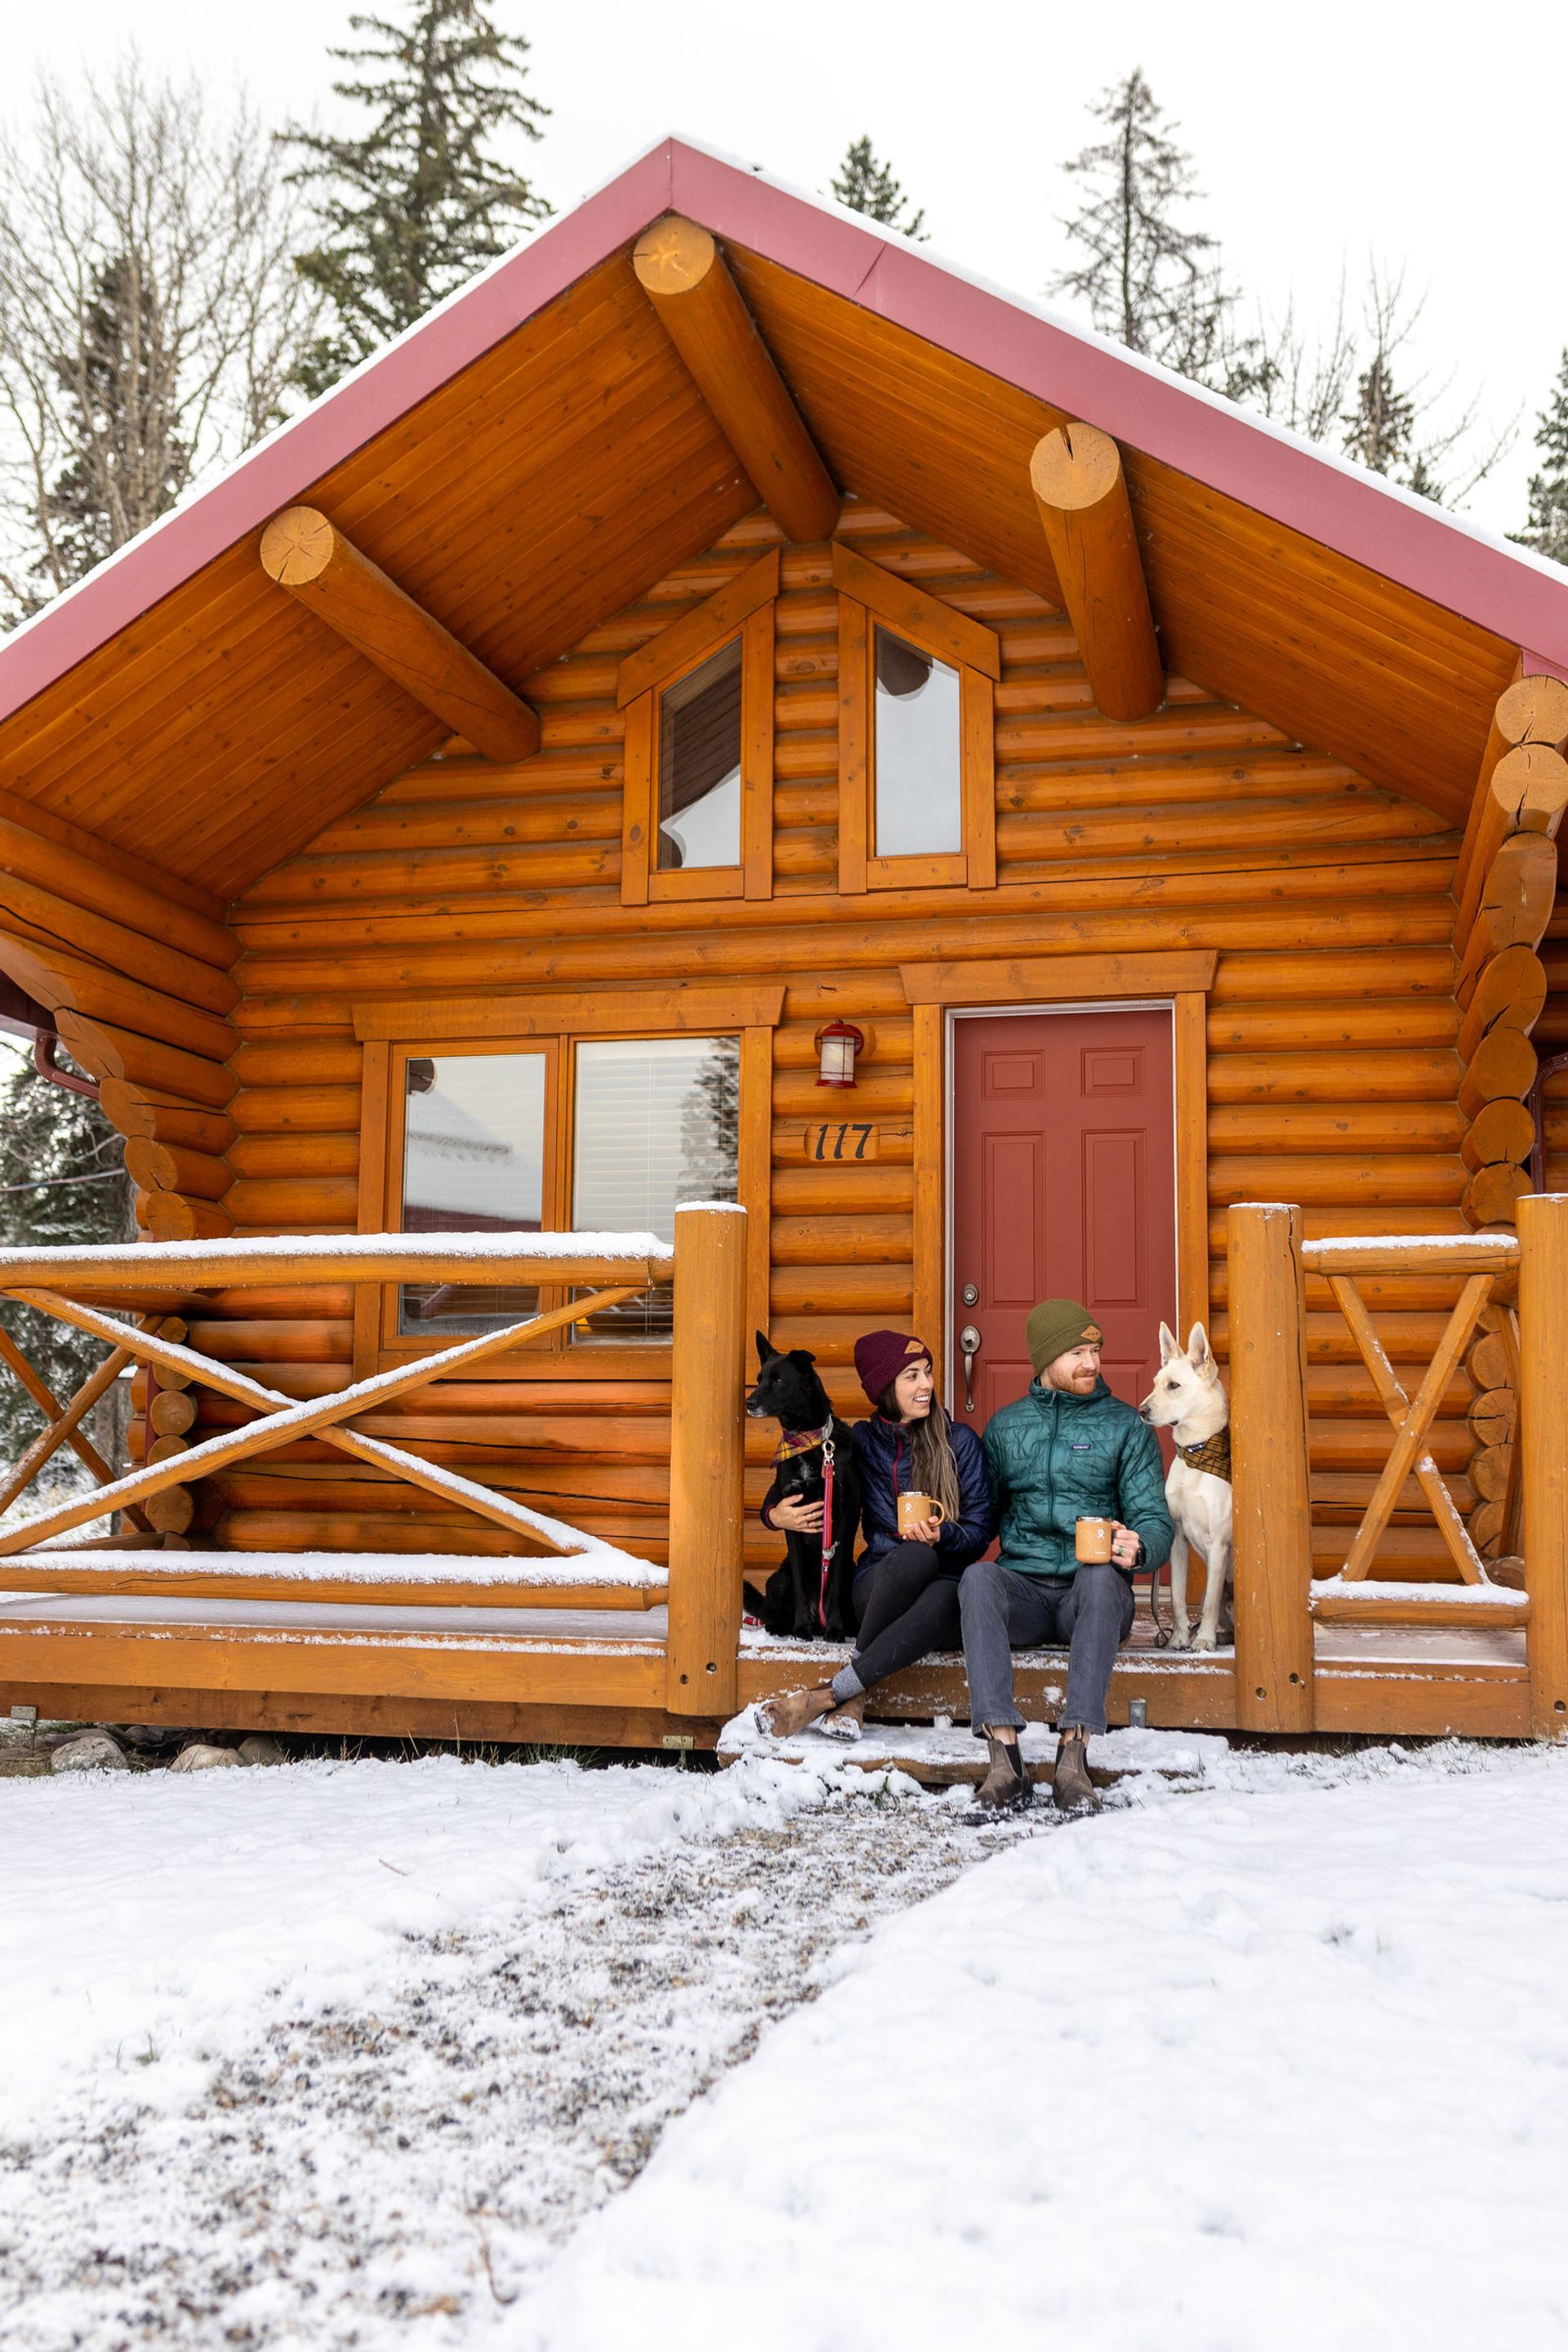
[961,1283,979,1307]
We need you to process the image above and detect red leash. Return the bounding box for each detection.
[817,1437,836,1629]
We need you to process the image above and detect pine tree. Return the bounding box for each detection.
[1054,69,1259,399]
[830,137,926,239]
[1341,350,1417,479]
[285,0,550,396]
[37,255,190,590]
[0,1048,135,1499]
[1515,350,1568,564]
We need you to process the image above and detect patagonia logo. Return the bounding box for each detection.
[1071,1442,1092,1450]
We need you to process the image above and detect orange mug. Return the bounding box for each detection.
[1076,1516,1116,1564]
[898,1490,947,1536]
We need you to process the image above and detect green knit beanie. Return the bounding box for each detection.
[1026,1298,1103,1375]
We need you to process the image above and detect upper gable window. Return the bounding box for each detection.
[832,540,999,897]
[657,639,742,871]
[617,546,780,908]
[874,626,963,858]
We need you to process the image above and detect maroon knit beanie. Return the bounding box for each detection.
[853,1329,933,1408]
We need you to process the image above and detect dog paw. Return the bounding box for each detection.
[1168,1627,1192,1650]
[1192,1628,1219,1653]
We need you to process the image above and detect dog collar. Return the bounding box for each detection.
[1178,1428,1232,1484]
[773,1420,833,1463]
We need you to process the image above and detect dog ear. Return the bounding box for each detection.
[755,1330,779,1365]
[1158,1321,1179,1365]
[789,1348,817,1370]
[1187,1322,1213,1373]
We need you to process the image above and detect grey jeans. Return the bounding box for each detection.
[959,1557,1135,1736]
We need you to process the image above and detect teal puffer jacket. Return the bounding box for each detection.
[981,1374,1174,1581]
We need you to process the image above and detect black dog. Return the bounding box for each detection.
[743,1333,860,1641]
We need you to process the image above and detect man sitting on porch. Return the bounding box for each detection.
[963,1298,1174,1815]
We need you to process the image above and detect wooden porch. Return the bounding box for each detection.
[1,1201,1565,1748]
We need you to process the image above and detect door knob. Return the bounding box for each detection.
[959,1324,982,1414]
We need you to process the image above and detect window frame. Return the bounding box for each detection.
[617,549,778,908]
[354,986,782,1379]
[831,541,999,898]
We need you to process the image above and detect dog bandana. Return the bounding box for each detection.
[1178,1427,1232,1484]
[773,1420,833,1463]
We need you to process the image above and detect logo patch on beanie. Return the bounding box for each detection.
[904,1339,926,1356]
[1082,1323,1102,1344]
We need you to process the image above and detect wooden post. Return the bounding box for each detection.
[1517,1193,1568,1738]
[1227,1203,1316,1731]
[665,1203,746,1716]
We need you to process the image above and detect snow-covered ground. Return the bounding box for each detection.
[3,1736,1566,2349]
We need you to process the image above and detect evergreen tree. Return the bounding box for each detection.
[285,0,550,396]
[1341,350,1417,479]
[36,255,189,591]
[1054,68,1260,400]
[831,137,926,239]
[1514,350,1568,564]
[0,1048,135,1498]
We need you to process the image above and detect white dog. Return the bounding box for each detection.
[1138,1324,1233,1652]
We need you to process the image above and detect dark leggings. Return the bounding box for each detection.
[848,1541,963,1690]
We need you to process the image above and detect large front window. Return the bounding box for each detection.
[571,1035,740,1341]
[398,1050,547,1334]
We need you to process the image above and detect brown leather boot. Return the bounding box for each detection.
[759,1682,836,1738]
[817,1691,866,1742]
[1053,1726,1100,1812]
[975,1732,1032,1811]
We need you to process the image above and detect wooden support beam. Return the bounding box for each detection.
[259,507,540,764]
[1453,744,1568,944]
[1518,1194,1568,1736]
[1028,423,1163,722]
[632,216,840,546]
[1453,671,1568,937]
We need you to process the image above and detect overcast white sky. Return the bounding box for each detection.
[11,0,1568,537]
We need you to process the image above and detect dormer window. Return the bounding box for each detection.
[834,541,1000,893]
[657,638,742,870]
[617,546,779,906]
[873,626,963,858]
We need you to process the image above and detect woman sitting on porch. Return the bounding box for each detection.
[761,1330,996,1737]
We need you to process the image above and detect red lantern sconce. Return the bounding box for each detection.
[814,1018,868,1089]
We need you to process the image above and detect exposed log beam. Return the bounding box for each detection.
[1452,671,1568,944]
[632,216,840,545]
[1028,423,1163,722]
[259,508,540,764]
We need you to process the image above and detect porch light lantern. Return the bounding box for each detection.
[814,1018,866,1089]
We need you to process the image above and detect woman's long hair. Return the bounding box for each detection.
[876,1379,961,1524]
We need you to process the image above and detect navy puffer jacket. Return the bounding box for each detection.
[852,1410,996,1580]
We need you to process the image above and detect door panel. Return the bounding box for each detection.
[951,1007,1177,1432]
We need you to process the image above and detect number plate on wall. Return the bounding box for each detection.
[801,1122,880,1162]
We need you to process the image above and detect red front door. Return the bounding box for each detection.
[949,1007,1177,1430]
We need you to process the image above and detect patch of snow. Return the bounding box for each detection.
[0,1228,673,1275]
[519,1745,1568,2350]
[12,1547,664,1588]
[1311,1575,1522,1607]
[0,1751,855,2136]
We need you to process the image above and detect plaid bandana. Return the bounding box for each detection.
[1178,1427,1232,1484]
[773,1420,832,1463]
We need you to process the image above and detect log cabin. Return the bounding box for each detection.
[1,136,1566,1753]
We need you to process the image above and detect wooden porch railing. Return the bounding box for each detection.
[1229,1199,1568,1739]
[0,1206,747,1714]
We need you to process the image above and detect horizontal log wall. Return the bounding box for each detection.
[199,502,1473,1575]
